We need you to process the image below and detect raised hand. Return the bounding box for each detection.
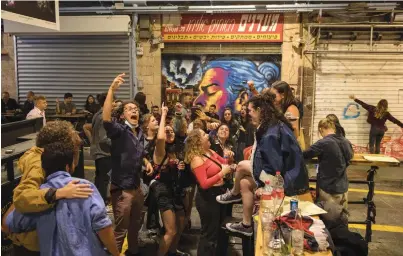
[110,73,126,91]
[56,98,59,104]
[349,95,356,100]
[161,102,169,116]
[196,110,209,121]
[247,80,255,90]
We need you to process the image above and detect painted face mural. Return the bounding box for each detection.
[162,56,280,116]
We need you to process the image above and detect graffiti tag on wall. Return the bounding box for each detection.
[342,103,360,119]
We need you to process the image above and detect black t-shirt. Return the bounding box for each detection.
[2,98,20,113]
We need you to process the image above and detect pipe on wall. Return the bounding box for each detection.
[131,12,138,98]
[304,50,403,54]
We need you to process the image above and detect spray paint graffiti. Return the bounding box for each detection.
[162,55,281,116]
[342,103,360,119]
[352,128,403,160]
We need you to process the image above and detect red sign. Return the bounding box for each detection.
[162,13,283,43]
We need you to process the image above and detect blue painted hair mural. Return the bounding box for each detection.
[162,55,281,115]
[201,57,280,110]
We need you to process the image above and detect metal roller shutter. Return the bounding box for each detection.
[313,44,403,155]
[162,43,282,55]
[15,35,132,111]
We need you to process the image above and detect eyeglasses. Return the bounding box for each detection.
[124,107,138,112]
[224,113,231,116]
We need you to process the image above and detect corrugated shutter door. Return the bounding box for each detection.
[15,35,131,111]
[162,43,282,55]
[313,44,403,153]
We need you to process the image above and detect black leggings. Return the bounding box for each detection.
[369,126,385,154]
[195,186,228,256]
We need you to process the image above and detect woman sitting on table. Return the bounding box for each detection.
[349,95,403,154]
[216,92,309,237]
[185,129,233,256]
[303,118,353,209]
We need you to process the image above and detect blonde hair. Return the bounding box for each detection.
[375,99,388,119]
[318,118,336,132]
[184,129,205,164]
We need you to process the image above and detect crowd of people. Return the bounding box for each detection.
[2,72,403,256]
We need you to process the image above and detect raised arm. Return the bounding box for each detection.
[55,98,61,114]
[386,112,403,128]
[349,95,373,111]
[153,103,168,164]
[103,73,125,122]
[71,103,77,114]
[286,104,300,138]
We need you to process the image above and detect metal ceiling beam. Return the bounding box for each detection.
[59,2,399,14]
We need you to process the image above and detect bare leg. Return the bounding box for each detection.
[169,210,186,253]
[232,161,252,195]
[240,177,257,226]
[83,123,93,144]
[184,184,196,228]
[158,210,177,256]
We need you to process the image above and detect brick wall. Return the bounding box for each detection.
[1,33,16,98]
[281,13,302,86]
[301,14,316,145]
[136,15,162,107]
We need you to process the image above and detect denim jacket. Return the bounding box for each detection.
[252,122,309,196]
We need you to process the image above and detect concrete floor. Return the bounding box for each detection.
[82,150,403,256]
[3,148,402,255]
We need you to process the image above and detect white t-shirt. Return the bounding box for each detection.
[26,107,46,126]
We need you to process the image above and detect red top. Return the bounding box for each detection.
[193,151,226,190]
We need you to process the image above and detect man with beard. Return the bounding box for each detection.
[103,73,145,256]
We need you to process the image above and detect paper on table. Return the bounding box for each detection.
[363,155,400,163]
[281,197,327,216]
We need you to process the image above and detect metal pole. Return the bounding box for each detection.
[131,12,138,98]
[304,50,403,54]
[370,26,373,51]
[305,24,403,28]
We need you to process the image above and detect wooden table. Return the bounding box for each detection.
[255,192,332,256]
[309,153,400,242]
[17,132,38,141]
[48,113,88,130]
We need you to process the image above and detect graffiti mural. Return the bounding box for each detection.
[161,55,281,116]
[351,128,403,160]
[342,103,360,120]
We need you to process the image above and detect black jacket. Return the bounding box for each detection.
[304,134,353,194]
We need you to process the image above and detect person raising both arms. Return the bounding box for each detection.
[349,95,403,154]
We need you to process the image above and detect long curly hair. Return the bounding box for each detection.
[375,99,388,119]
[247,91,293,136]
[141,113,153,134]
[184,129,206,164]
